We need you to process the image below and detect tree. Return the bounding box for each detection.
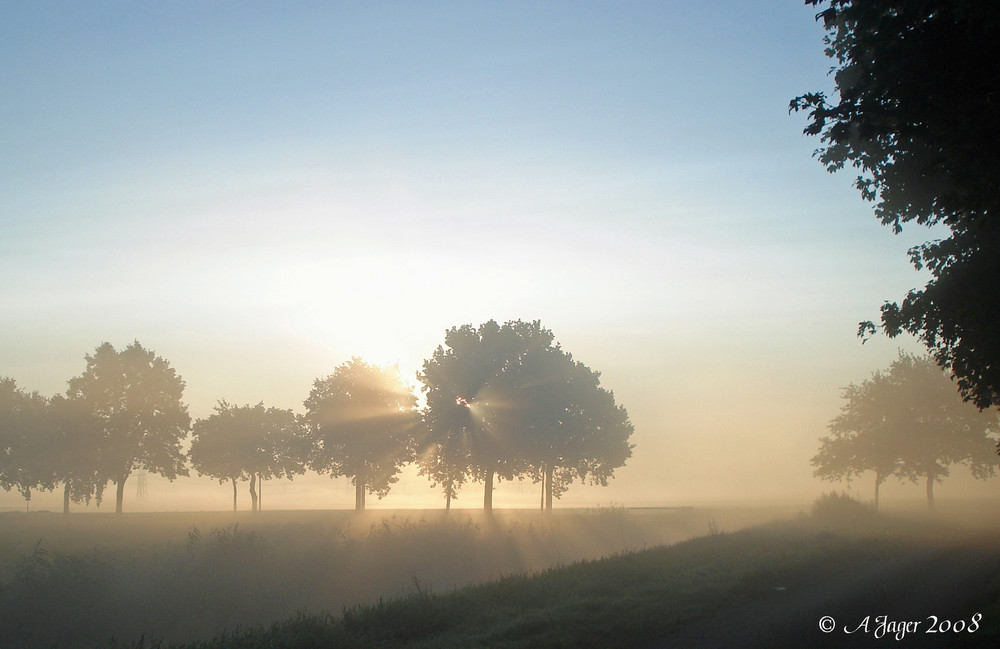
[415,432,469,511]
[418,320,633,512]
[67,342,191,514]
[0,378,50,510]
[513,345,634,511]
[304,358,418,511]
[190,401,308,512]
[812,354,999,508]
[792,1,1000,408]
[889,354,999,508]
[418,320,552,512]
[812,371,904,508]
[48,394,105,513]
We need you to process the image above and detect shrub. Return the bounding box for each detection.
[810,492,878,523]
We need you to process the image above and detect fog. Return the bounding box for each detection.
[4,1,999,517]
[5,2,1000,648]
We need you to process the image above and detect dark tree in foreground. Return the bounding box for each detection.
[812,354,999,508]
[305,358,418,511]
[67,342,191,514]
[190,401,308,512]
[792,1,1000,408]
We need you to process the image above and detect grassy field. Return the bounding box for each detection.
[2,499,998,648]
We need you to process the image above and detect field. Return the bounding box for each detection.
[2,500,999,648]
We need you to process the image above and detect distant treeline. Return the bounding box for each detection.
[0,319,633,514]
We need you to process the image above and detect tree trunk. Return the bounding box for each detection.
[355,478,366,511]
[249,473,258,512]
[873,471,881,510]
[926,472,935,510]
[540,469,545,510]
[445,489,452,511]
[484,466,494,513]
[63,482,71,515]
[231,477,238,512]
[258,475,263,511]
[115,474,128,515]
[544,464,554,512]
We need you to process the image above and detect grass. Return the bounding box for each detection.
[154,524,914,649]
[0,506,765,649]
[2,501,998,649]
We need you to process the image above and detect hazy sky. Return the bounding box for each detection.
[3,1,975,511]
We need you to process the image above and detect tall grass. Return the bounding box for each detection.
[5,503,992,649]
[0,507,747,649]
[157,524,917,649]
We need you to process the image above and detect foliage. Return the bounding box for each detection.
[0,381,105,512]
[189,402,309,511]
[418,320,553,511]
[792,0,1000,408]
[0,378,51,505]
[66,341,191,514]
[812,353,1000,507]
[418,320,632,511]
[48,394,106,511]
[810,491,877,523]
[510,344,634,510]
[812,368,903,507]
[304,358,419,510]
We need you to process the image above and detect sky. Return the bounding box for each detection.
[2,1,987,512]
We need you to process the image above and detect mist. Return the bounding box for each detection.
[4,2,1000,648]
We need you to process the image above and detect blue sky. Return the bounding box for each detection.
[3,2,967,510]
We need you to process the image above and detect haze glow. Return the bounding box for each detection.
[4,1,983,512]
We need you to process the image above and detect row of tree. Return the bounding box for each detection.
[0,320,634,514]
[811,353,999,509]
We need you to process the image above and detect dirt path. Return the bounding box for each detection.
[646,539,1000,649]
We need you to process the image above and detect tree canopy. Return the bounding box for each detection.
[47,394,105,513]
[510,344,633,511]
[418,320,554,511]
[0,378,50,508]
[67,341,191,514]
[418,320,633,512]
[812,353,999,508]
[304,358,419,511]
[190,401,308,511]
[792,0,1000,408]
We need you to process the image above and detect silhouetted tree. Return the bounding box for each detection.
[792,1,1000,408]
[190,401,308,512]
[812,354,999,509]
[514,345,633,511]
[812,371,904,508]
[304,358,418,511]
[419,320,632,512]
[889,354,999,508]
[0,378,50,510]
[48,394,105,513]
[416,433,469,511]
[67,342,190,514]
[418,320,552,512]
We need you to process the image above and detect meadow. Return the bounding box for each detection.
[0,504,784,648]
[2,500,998,648]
